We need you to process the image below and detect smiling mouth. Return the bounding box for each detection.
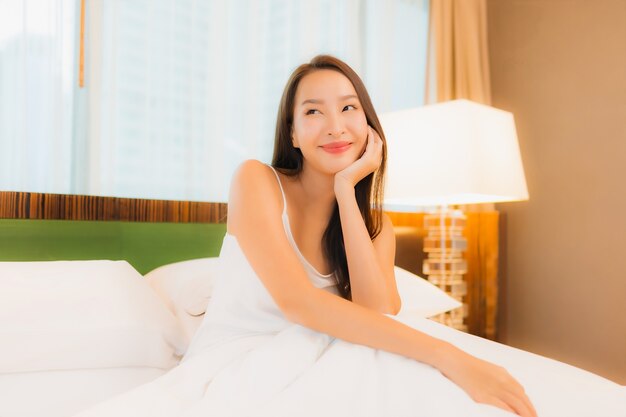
[321,142,352,154]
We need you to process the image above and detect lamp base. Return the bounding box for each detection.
[423,208,468,332]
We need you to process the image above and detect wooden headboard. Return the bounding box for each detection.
[0,191,228,274]
[0,191,499,340]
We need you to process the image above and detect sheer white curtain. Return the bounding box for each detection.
[1,0,430,201]
[83,0,365,201]
[0,0,78,194]
[363,0,430,112]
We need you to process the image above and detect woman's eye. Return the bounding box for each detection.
[343,105,356,111]
[305,109,320,115]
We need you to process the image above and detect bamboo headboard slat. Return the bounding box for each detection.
[0,191,227,223]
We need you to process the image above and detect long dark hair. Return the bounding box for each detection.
[271,55,387,300]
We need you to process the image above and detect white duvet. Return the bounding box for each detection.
[69,313,625,417]
[69,232,625,417]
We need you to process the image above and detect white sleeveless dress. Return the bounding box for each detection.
[72,165,625,417]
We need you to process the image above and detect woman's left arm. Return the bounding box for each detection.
[334,126,401,314]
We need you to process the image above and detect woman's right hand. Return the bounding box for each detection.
[439,346,538,417]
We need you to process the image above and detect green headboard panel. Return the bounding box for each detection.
[0,219,227,274]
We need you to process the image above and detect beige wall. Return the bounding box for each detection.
[488,0,626,384]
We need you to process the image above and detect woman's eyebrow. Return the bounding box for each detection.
[301,95,358,106]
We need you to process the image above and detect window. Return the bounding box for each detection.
[0,0,430,202]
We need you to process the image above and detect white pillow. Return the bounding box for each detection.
[142,259,460,345]
[143,258,219,345]
[394,266,462,318]
[0,260,186,373]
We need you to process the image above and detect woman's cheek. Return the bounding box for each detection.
[349,113,368,142]
[292,125,312,151]
[353,121,369,155]
[299,120,323,141]
[358,140,367,158]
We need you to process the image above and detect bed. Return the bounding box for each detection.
[0,191,624,417]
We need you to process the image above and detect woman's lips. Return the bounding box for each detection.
[321,141,352,154]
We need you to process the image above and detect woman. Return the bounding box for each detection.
[211,55,536,416]
[74,55,538,417]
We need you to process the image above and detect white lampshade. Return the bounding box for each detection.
[379,99,529,211]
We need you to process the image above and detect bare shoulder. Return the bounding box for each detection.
[227,159,283,236]
[229,159,282,205]
[232,159,273,183]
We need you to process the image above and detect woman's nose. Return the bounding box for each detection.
[326,113,345,137]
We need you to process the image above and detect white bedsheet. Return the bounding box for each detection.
[0,367,166,417]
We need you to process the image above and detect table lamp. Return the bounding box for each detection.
[379,99,529,332]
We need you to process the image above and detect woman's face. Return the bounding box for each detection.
[291,69,368,175]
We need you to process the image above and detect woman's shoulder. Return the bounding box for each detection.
[227,159,284,236]
[234,158,271,175]
[230,159,278,188]
[229,159,282,207]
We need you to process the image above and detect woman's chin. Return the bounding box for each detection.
[303,150,361,175]
[303,160,346,177]
[324,158,359,175]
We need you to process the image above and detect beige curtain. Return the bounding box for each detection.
[425,0,492,105]
[425,0,497,335]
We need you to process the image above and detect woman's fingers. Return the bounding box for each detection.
[440,350,538,417]
[367,126,383,167]
[500,370,537,417]
[501,390,536,417]
[483,397,516,415]
[361,127,373,157]
[362,127,378,166]
[475,367,537,417]
[518,389,537,417]
[505,389,538,417]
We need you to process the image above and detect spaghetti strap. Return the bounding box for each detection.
[266,164,287,215]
